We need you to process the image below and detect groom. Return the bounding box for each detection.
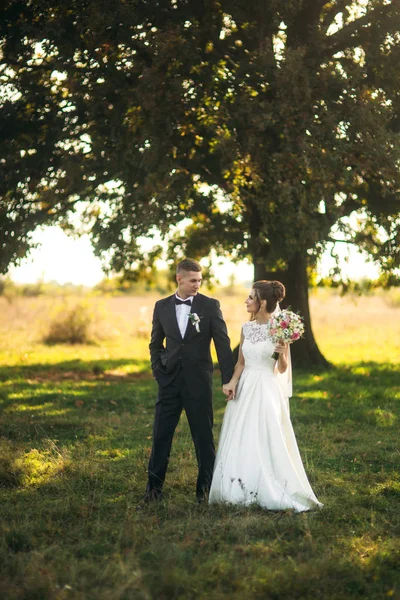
[145,258,234,502]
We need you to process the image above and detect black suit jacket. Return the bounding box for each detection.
[149,293,234,389]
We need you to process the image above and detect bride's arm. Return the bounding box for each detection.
[222,329,245,399]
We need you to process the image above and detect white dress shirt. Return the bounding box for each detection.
[175,294,193,338]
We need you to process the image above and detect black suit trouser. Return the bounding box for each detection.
[146,368,215,498]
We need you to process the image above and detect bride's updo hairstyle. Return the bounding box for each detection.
[251,280,286,318]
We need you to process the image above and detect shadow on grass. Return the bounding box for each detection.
[290,361,399,423]
[0,358,398,447]
[0,359,399,599]
[0,357,151,381]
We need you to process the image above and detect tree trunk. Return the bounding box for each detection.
[253,253,330,368]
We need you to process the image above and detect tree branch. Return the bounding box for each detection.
[328,236,354,244]
[325,0,400,55]
[286,0,328,48]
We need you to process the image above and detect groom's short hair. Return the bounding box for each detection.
[176,258,202,274]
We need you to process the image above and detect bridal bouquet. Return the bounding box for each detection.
[268,309,304,360]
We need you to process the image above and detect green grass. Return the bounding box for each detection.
[1,354,399,599]
[0,291,399,599]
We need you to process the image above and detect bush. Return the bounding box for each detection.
[382,288,400,308]
[43,301,97,344]
[0,277,19,304]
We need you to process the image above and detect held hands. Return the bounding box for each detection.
[222,380,237,401]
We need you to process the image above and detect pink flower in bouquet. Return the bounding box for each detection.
[291,332,300,340]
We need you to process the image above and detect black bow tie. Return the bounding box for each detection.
[175,298,192,306]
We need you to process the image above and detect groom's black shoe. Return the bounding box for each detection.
[143,489,164,503]
[196,491,209,505]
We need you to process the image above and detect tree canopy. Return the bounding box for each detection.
[1,0,400,363]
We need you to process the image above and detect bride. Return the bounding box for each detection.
[209,280,322,513]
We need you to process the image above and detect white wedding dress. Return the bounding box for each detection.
[209,321,322,513]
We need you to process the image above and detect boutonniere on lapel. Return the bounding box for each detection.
[188,312,201,333]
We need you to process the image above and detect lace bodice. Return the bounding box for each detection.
[242,321,271,344]
[242,321,275,372]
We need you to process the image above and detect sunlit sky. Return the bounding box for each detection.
[7,225,380,287]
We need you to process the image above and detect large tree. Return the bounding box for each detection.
[1,0,400,365]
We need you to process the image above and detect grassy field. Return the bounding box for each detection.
[0,289,399,599]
